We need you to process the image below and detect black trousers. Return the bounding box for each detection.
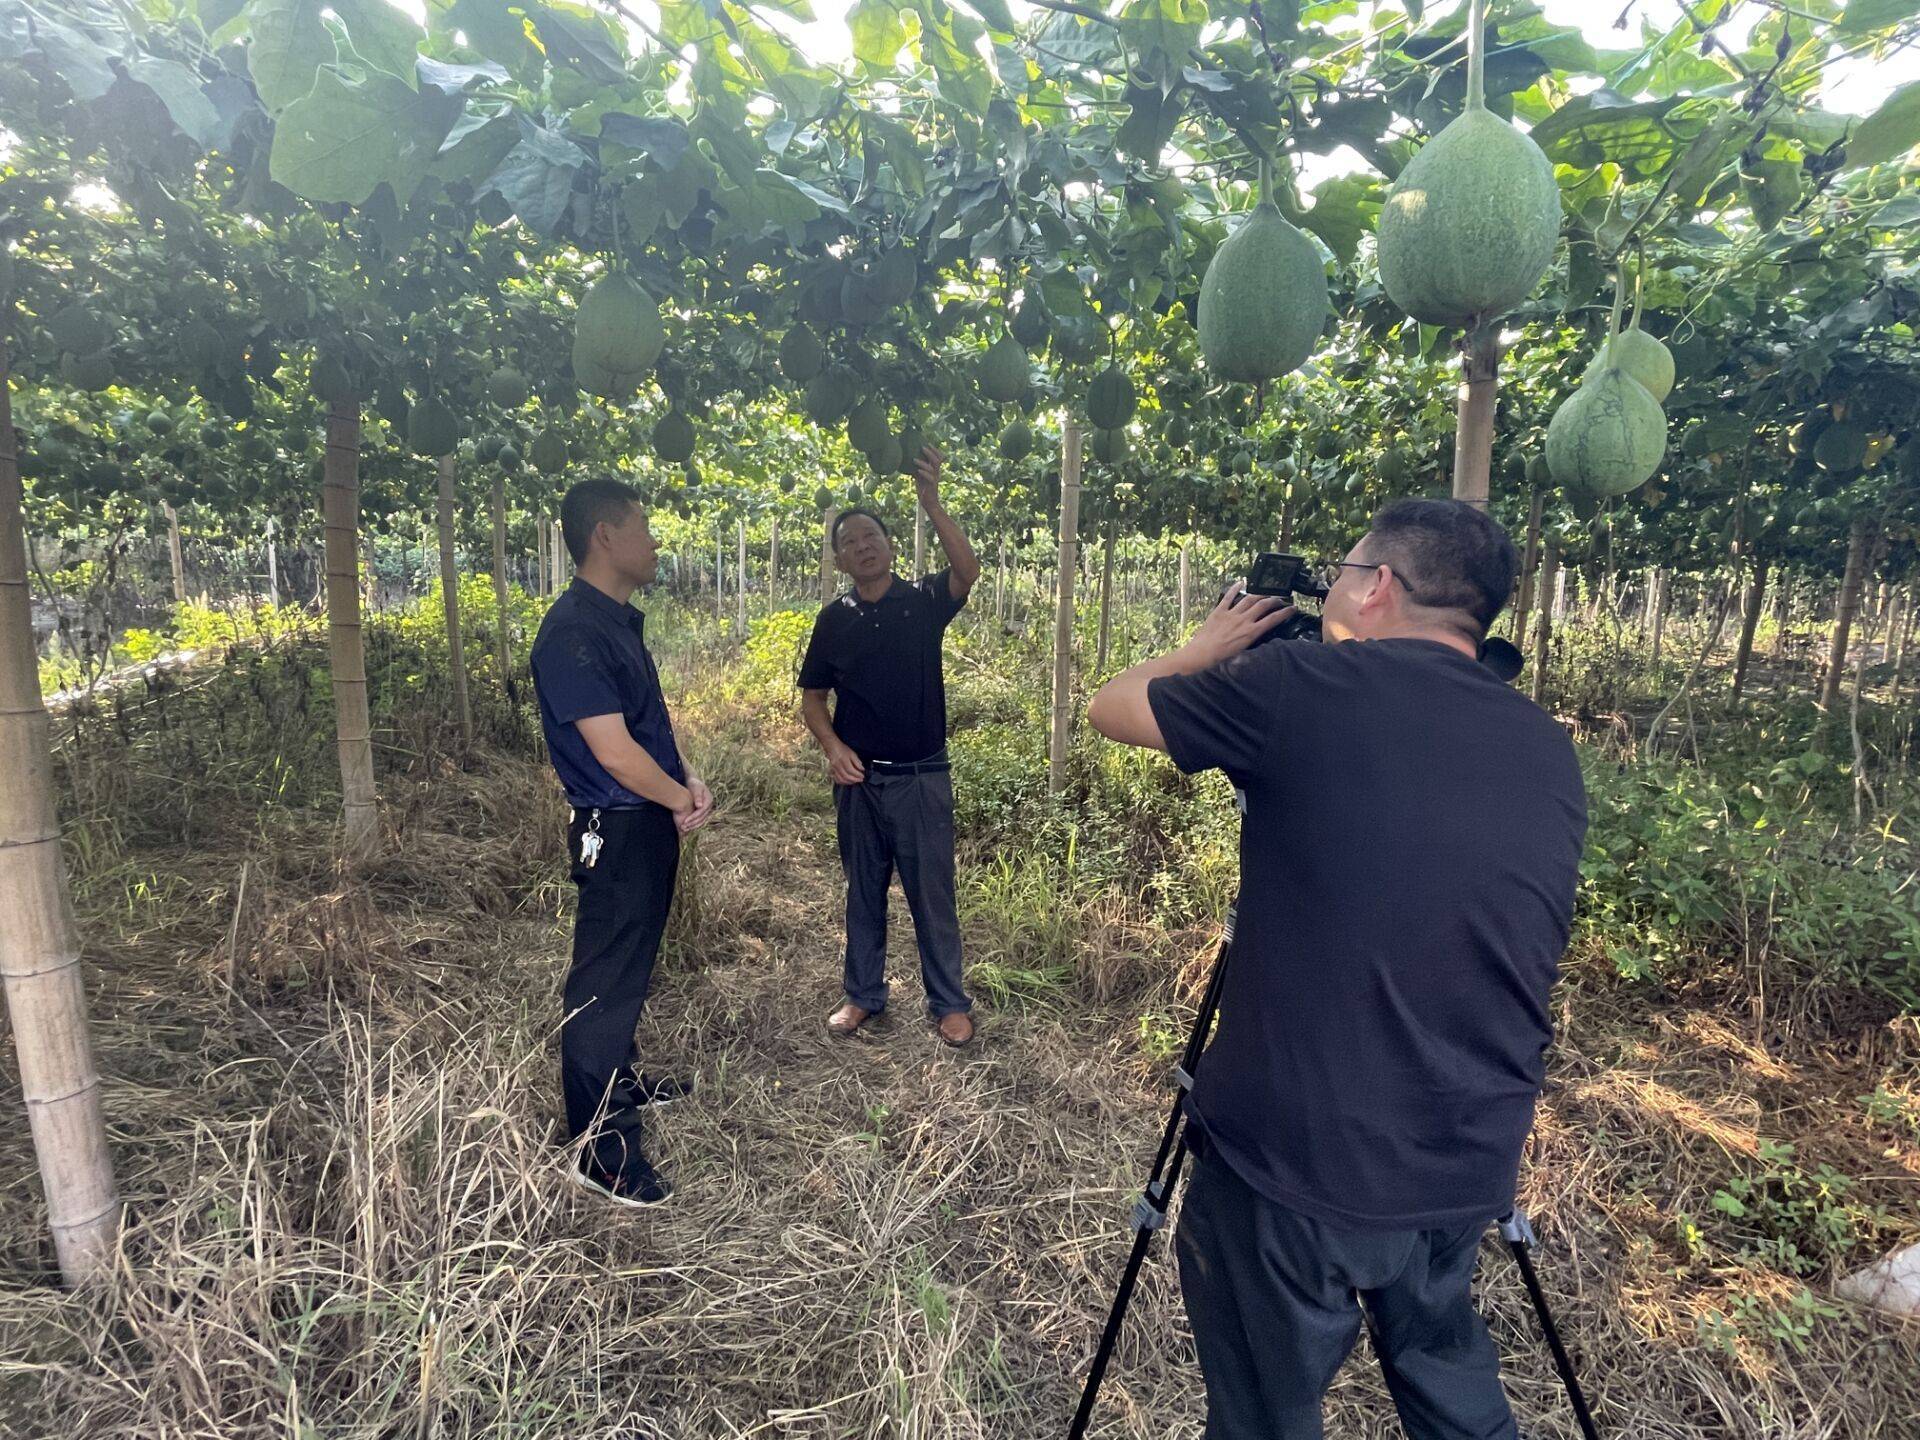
[1176,1139,1517,1440]
[562,805,680,1147]
[835,762,970,1018]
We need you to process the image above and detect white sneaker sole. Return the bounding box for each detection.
[570,1166,671,1209]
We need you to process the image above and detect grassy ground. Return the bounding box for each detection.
[0,605,1916,1438]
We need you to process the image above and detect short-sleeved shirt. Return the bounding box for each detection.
[798,571,966,763]
[1147,637,1587,1231]
[529,578,686,811]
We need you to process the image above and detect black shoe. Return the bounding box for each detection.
[572,1147,672,1208]
[614,1072,693,1108]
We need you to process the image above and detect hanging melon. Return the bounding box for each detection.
[408,397,461,457]
[804,369,856,426]
[531,428,570,474]
[1582,267,1674,401]
[653,409,695,464]
[488,367,531,409]
[1546,278,1666,496]
[1090,427,1128,465]
[780,324,824,382]
[1814,422,1869,473]
[846,398,890,456]
[998,418,1035,462]
[1375,0,1560,328]
[1010,295,1051,350]
[867,433,904,476]
[1087,367,1137,430]
[1197,173,1329,382]
[977,335,1030,404]
[572,272,666,397]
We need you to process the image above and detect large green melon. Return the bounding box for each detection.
[867,434,904,476]
[572,273,666,397]
[1376,107,1561,328]
[1089,427,1127,465]
[408,397,461,457]
[895,422,926,475]
[1546,366,1667,496]
[49,304,110,357]
[998,418,1034,462]
[1087,367,1137,430]
[488,367,530,409]
[804,369,856,426]
[1197,202,1329,382]
[531,428,570,475]
[977,336,1030,404]
[1584,327,1674,402]
[1010,297,1051,350]
[846,398,890,456]
[780,324,824,382]
[653,410,696,463]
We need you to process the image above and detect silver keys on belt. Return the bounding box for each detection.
[579,809,604,867]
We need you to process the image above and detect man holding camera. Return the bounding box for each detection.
[1088,499,1587,1440]
[800,445,981,1046]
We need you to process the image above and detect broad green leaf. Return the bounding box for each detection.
[269,63,457,202]
[416,56,510,96]
[245,0,336,114]
[331,0,424,88]
[195,0,249,38]
[1874,195,1920,226]
[431,103,519,183]
[128,57,222,146]
[913,0,991,115]
[862,113,926,197]
[598,113,691,167]
[1116,85,1180,163]
[849,0,911,68]
[1848,80,1920,167]
[955,0,1015,32]
[1118,0,1207,95]
[1300,173,1380,266]
[483,126,588,232]
[447,0,542,82]
[530,0,628,84]
[1838,0,1918,35]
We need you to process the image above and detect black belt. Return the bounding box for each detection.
[863,748,950,776]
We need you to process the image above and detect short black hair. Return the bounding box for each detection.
[830,507,890,550]
[1362,498,1517,638]
[560,478,642,565]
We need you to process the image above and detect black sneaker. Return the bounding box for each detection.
[614,1072,693,1108]
[572,1147,672,1208]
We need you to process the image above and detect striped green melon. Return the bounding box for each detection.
[1584,327,1674,403]
[1197,202,1328,382]
[572,273,665,397]
[653,410,695,464]
[1377,108,1561,328]
[1546,367,1666,496]
[1087,367,1137,429]
[977,336,1029,404]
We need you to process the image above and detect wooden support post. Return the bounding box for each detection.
[1452,325,1503,508]
[821,506,836,602]
[1821,514,1875,717]
[491,474,514,704]
[1179,538,1190,631]
[1096,515,1116,674]
[324,401,378,858]
[164,501,186,605]
[736,518,747,634]
[914,505,926,575]
[768,514,780,611]
[435,455,471,749]
[1530,544,1558,707]
[0,324,120,1284]
[1049,422,1084,794]
[1730,558,1769,703]
[1512,492,1543,642]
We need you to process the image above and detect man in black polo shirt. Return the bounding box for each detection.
[529,478,713,1208]
[799,445,981,1047]
[1088,499,1587,1439]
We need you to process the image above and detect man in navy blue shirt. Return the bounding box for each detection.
[530,478,713,1208]
[799,446,981,1047]
[1088,500,1586,1440]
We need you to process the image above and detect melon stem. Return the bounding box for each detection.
[1604,266,1627,366]
[1629,256,1645,333]
[1466,0,1488,113]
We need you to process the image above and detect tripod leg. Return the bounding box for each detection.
[1499,1213,1601,1440]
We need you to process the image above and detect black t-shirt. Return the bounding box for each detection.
[798,571,967,762]
[1148,637,1587,1230]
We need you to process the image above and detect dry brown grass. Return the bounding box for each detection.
[0,641,1915,1438]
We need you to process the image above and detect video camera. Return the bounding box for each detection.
[1237,552,1327,644]
[1232,551,1526,680]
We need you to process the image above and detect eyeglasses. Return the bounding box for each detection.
[1319,559,1416,594]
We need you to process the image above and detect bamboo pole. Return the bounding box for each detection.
[1049,422,1084,794]
[1650,570,1668,665]
[820,505,835,602]
[994,532,1007,625]
[323,399,378,858]
[768,513,780,611]
[553,519,569,590]
[914,505,926,575]
[0,324,120,1284]
[1178,538,1190,631]
[1820,514,1875,717]
[1452,325,1503,508]
[735,518,747,633]
[536,515,548,597]
[1096,515,1115,674]
[1889,581,1914,710]
[435,455,471,749]
[1530,544,1558,707]
[491,475,515,703]
[164,502,186,605]
[265,517,280,609]
[1511,492,1543,642]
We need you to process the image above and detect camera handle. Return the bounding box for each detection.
[1069,817,1603,1437]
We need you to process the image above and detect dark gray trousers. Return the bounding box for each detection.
[834,764,971,1018]
[1176,1141,1518,1440]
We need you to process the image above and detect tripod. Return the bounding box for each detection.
[1067,904,1602,1440]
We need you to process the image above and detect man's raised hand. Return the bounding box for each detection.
[1178,586,1295,671]
[912,444,945,508]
